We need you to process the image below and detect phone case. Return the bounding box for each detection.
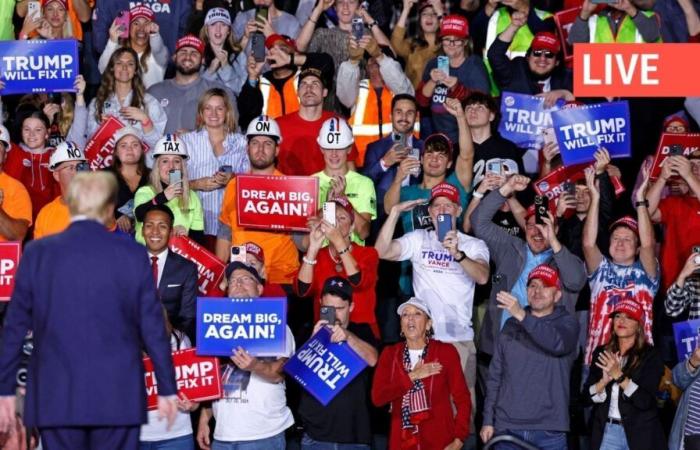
[437,214,452,242]
[437,56,450,76]
[323,202,336,226]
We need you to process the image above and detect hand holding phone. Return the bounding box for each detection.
[230,245,247,263]
[323,202,336,226]
[351,17,365,42]
[437,56,450,77]
[169,169,182,185]
[251,32,266,63]
[219,165,233,174]
[534,195,548,225]
[115,10,130,39]
[27,1,41,20]
[320,306,336,324]
[436,214,453,242]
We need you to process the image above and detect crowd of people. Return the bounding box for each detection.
[0,0,700,449]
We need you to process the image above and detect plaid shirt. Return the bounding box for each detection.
[665,278,700,320]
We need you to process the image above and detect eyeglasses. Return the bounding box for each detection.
[531,50,556,59]
[441,38,464,47]
[666,125,687,133]
[230,275,257,286]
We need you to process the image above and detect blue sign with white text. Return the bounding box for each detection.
[0,39,79,95]
[673,319,700,362]
[283,327,368,406]
[498,92,563,150]
[552,101,631,166]
[196,297,287,357]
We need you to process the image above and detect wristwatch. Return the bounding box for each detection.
[454,251,466,263]
[635,200,649,208]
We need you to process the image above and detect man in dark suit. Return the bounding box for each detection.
[362,94,424,225]
[142,203,198,343]
[0,172,177,450]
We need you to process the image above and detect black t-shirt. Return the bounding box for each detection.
[472,133,525,188]
[297,322,377,444]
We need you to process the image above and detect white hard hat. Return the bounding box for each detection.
[49,141,86,171]
[0,125,10,149]
[112,126,142,145]
[152,134,188,159]
[246,115,282,143]
[316,117,354,150]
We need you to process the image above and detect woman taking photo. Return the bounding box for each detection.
[583,300,666,450]
[18,0,78,40]
[88,47,166,153]
[181,88,248,248]
[99,5,168,89]
[134,134,204,244]
[392,0,442,88]
[372,298,470,450]
[107,127,151,235]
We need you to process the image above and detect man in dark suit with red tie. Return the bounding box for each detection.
[0,172,178,450]
[142,204,198,343]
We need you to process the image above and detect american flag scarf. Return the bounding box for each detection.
[400,340,431,447]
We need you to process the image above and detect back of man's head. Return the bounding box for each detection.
[66,171,118,223]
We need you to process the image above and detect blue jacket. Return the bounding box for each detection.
[670,359,700,449]
[0,220,176,427]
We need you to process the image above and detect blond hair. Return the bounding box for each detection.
[149,155,192,216]
[66,172,118,223]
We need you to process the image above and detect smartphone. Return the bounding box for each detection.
[534,195,548,225]
[437,56,450,77]
[563,181,576,196]
[169,169,182,185]
[436,213,452,242]
[669,144,684,156]
[360,1,370,10]
[408,147,421,176]
[351,17,364,42]
[256,7,269,23]
[693,246,700,267]
[486,160,502,175]
[115,10,130,39]
[320,305,336,324]
[230,245,247,263]
[27,0,41,20]
[76,161,90,172]
[219,165,233,173]
[323,201,336,226]
[391,132,408,148]
[251,32,266,63]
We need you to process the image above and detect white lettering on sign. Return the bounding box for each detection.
[582,53,659,86]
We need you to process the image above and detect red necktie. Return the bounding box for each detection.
[151,256,159,287]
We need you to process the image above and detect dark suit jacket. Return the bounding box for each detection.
[583,346,666,450]
[158,251,198,343]
[0,220,176,427]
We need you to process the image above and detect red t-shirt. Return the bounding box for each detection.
[658,195,700,289]
[296,245,379,337]
[4,144,59,219]
[276,111,358,176]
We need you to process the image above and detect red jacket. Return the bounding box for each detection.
[372,340,471,450]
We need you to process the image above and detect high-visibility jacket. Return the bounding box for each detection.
[260,72,300,118]
[588,12,661,43]
[349,80,395,167]
[484,6,553,96]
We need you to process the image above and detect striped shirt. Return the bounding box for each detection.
[665,278,700,320]
[686,377,700,435]
[182,129,249,235]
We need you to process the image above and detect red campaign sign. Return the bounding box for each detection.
[237,175,319,232]
[143,348,221,410]
[169,236,226,297]
[84,116,150,170]
[534,164,625,199]
[650,133,700,180]
[554,7,581,68]
[0,242,21,302]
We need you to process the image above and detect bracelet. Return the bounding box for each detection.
[141,118,152,128]
[338,245,352,256]
[302,256,317,265]
[454,251,466,263]
[367,21,377,29]
[473,191,484,199]
[614,374,626,384]
[690,359,699,370]
[635,200,649,208]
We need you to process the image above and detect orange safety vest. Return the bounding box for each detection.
[349,80,395,167]
[260,72,300,119]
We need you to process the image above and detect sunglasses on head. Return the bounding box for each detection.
[532,49,556,59]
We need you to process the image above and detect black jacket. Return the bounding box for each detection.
[158,251,199,344]
[583,345,666,450]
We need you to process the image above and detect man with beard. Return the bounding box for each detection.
[215,115,300,286]
[148,35,236,134]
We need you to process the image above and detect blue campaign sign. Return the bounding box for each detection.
[0,39,79,95]
[497,92,563,150]
[552,101,631,166]
[283,327,368,406]
[673,319,700,361]
[196,297,287,357]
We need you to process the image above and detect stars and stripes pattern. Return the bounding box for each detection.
[400,341,430,434]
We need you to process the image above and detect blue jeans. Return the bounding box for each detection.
[600,423,630,450]
[495,429,567,450]
[300,433,370,449]
[139,434,194,450]
[212,432,285,450]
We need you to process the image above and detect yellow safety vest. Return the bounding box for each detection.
[588,12,661,43]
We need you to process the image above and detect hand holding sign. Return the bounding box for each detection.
[231,346,259,371]
[593,148,611,174]
[584,166,599,200]
[635,160,652,203]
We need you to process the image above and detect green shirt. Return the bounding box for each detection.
[0,0,14,41]
[133,186,205,244]
[314,170,377,246]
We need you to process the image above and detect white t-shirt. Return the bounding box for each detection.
[140,332,194,442]
[397,229,490,342]
[212,326,295,442]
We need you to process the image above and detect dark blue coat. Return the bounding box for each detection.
[0,220,176,427]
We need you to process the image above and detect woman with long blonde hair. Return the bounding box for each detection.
[198,7,247,93]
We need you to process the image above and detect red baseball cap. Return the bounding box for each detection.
[244,242,264,264]
[265,34,296,51]
[439,15,469,39]
[609,216,639,237]
[176,35,205,56]
[430,182,460,205]
[610,299,644,323]
[331,196,355,222]
[530,32,561,54]
[41,0,67,8]
[130,5,155,23]
[527,264,561,288]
